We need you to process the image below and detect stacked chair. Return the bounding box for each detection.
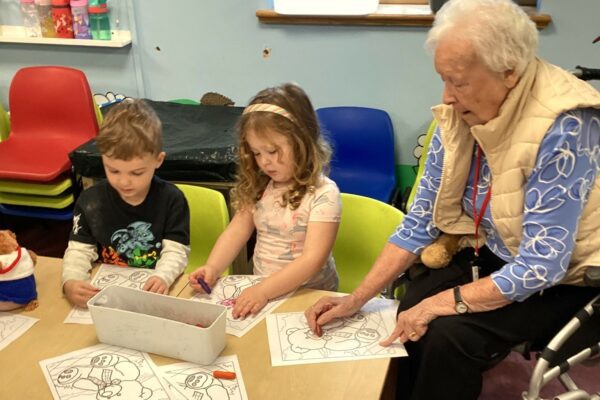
[316,106,400,205]
[0,66,100,221]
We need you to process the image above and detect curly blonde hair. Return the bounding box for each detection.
[232,83,331,211]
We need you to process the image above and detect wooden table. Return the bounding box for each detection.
[177,286,392,400]
[1,257,392,399]
[0,256,189,399]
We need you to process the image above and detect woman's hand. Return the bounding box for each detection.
[189,266,219,293]
[231,286,268,319]
[380,301,437,346]
[63,279,100,308]
[305,294,363,336]
[143,276,168,294]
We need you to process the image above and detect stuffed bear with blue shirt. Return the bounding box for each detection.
[0,230,38,311]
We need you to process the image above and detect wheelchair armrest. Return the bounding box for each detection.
[583,266,600,287]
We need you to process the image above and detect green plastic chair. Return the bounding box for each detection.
[405,119,437,212]
[0,102,9,142]
[333,193,405,294]
[176,184,230,274]
[94,100,103,127]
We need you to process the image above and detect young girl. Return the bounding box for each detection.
[189,83,341,319]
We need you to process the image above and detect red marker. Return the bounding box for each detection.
[213,370,236,380]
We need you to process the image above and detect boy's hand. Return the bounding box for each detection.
[63,280,100,308]
[232,286,268,319]
[143,276,168,294]
[189,266,218,293]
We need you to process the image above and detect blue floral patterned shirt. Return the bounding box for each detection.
[389,108,600,301]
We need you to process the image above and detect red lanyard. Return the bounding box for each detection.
[0,246,22,275]
[472,145,491,257]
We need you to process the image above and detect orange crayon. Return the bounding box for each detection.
[213,370,236,380]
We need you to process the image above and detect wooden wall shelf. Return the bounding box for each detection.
[0,25,132,48]
[256,7,551,29]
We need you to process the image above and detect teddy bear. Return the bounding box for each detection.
[0,229,38,311]
[420,233,473,269]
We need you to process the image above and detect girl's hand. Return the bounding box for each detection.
[63,279,100,308]
[189,266,218,293]
[143,276,168,294]
[232,286,268,319]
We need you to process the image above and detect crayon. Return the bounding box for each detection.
[213,370,236,380]
[197,277,212,294]
[315,324,323,337]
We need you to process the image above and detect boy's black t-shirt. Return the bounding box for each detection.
[70,177,190,268]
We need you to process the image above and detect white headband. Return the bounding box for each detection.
[243,103,296,124]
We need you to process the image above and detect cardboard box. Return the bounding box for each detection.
[88,286,226,365]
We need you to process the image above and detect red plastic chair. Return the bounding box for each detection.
[0,66,99,182]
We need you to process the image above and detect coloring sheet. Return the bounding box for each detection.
[159,355,248,400]
[266,297,407,366]
[39,343,171,400]
[0,311,38,351]
[64,264,152,324]
[191,275,292,337]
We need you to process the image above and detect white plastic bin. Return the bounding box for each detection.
[88,286,226,365]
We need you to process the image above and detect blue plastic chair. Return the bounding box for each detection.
[317,106,399,204]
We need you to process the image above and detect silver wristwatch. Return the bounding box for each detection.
[453,286,469,314]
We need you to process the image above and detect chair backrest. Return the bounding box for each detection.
[316,106,398,203]
[176,184,230,274]
[0,102,9,142]
[333,193,404,294]
[405,119,437,212]
[9,66,99,152]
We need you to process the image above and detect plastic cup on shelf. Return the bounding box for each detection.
[51,0,74,38]
[71,0,91,39]
[20,0,42,37]
[36,0,56,38]
[88,5,111,40]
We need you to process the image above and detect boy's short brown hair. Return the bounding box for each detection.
[95,99,163,159]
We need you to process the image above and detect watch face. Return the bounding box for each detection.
[456,302,468,314]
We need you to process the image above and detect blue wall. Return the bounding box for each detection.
[0,0,598,168]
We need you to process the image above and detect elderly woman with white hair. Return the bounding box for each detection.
[306,0,600,398]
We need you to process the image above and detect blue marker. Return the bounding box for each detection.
[197,277,212,294]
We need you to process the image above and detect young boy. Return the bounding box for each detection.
[62,99,190,308]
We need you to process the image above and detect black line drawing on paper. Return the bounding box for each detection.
[40,344,170,400]
[65,264,151,324]
[160,355,248,400]
[0,312,38,351]
[266,298,407,366]
[191,275,292,337]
